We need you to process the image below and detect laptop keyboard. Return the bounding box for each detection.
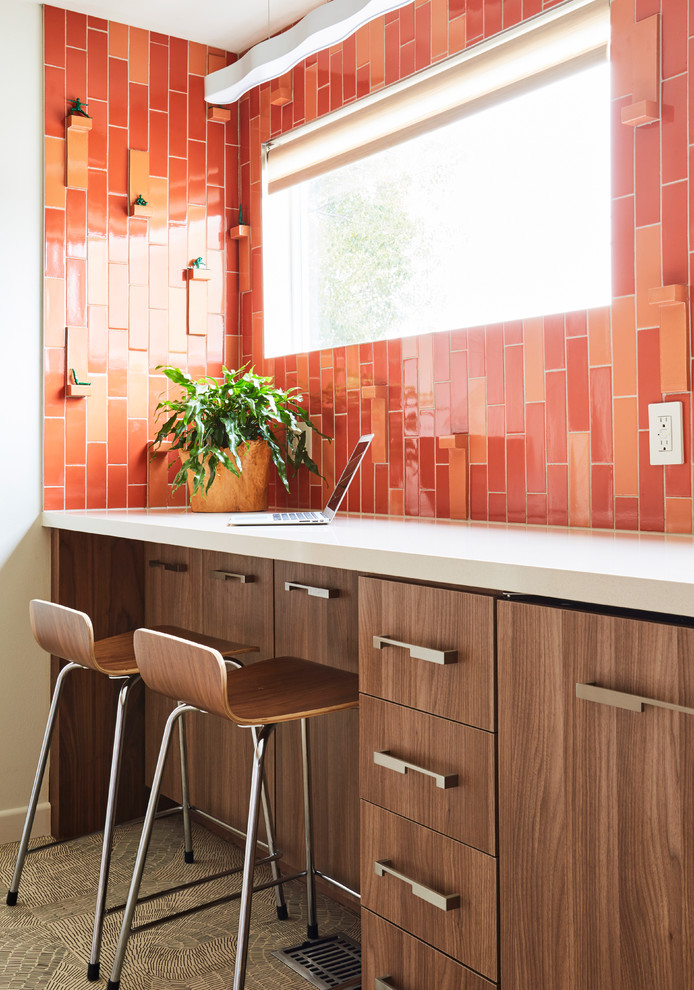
[272,511,321,522]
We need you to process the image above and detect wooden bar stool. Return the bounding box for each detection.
[105,627,359,990]
[5,599,259,983]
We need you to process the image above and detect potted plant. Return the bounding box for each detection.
[151,365,327,512]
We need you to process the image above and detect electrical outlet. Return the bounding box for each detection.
[648,401,684,465]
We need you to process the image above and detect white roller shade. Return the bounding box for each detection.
[265,0,609,193]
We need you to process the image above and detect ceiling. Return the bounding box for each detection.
[21,0,326,54]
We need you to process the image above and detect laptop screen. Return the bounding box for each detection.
[323,435,373,519]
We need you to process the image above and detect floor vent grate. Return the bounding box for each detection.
[273,933,361,989]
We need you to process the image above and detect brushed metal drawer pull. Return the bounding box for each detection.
[284,581,339,599]
[148,560,187,573]
[374,750,458,790]
[372,635,457,665]
[374,859,460,912]
[577,682,694,717]
[375,979,397,990]
[210,569,253,583]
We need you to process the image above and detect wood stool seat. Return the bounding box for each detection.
[92,626,256,676]
[225,657,358,724]
[106,629,359,990]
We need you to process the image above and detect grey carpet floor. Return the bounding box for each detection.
[0,816,360,989]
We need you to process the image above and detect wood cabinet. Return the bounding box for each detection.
[498,599,694,990]
[50,530,145,839]
[273,561,360,895]
[359,576,498,984]
[50,526,694,990]
[144,544,274,835]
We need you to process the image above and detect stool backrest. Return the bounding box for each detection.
[29,599,98,671]
[133,628,231,720]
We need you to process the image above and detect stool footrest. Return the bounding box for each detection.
[107,852,285,918]
[130,869,307,934]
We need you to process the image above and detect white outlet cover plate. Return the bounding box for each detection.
[648,401,684,465]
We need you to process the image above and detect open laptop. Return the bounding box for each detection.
[229,434,373,526]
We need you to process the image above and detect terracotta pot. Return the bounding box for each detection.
[185,441,273,513]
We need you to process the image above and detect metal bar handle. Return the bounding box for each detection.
[375,979,397,990]
[374,860,460,912]
[372,635,457,666]
[577,682,694,717]
[284,581,339,599]
[373,750,458,790]
[210,569,253,583]
[148,560,187,573]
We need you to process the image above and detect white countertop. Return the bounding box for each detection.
[42,509,694,618]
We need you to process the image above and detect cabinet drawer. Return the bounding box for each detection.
[360,695,496,854]
[362,909,496,990]
[361,802,497,980]
[359,577,495,730]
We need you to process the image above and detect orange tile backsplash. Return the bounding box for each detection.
[43,0,694,533]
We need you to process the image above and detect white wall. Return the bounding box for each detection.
[0,1,51,842]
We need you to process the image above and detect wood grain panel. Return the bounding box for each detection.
[144,543,199,802]
[499,600,694,990]
[50,530,145,839]
[185,551,274,833]
[359,694,496,854]
[361,801,497,980]
[359,577,495,730]
[274,562,360,898]
[361,909,496,990]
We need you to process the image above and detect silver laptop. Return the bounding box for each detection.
[228,434,374,526]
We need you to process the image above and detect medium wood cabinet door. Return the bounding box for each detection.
[498,600,694,990]
[144,544,200,801]
[273,561,359,897]
[187,551,274,833]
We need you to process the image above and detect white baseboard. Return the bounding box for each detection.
[0,802,51,845]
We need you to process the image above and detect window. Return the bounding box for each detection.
[262,0,610,358]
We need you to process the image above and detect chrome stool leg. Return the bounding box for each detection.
[233,723,273,990]
[87,673,139,982]
[178,707,194,864]
[301,718,318,940]
[106,702,197,990]
[6,660,82,906]
[251,725,288,920]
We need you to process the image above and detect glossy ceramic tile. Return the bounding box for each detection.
[44,1,694,533]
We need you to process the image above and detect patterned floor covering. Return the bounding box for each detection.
[0,817,360,989]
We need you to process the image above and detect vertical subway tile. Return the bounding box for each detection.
[662,180,688,285]
[568,433,591,527]
[547,464,568,526]
[545,371,567,463]
[87,27,108,101]
[662,75,688,185]
[590,366,613,464]
[591,464,614,529]
[566,336,590,432]
[487,405,505,492]
[612,195,635,297]
[613,396,638,495]
[507,437,526,523]
[485,326,504,405]
[638,430,665,531]
[45,6,66,68]
[525,402,546,492]
[636,327,661,429]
